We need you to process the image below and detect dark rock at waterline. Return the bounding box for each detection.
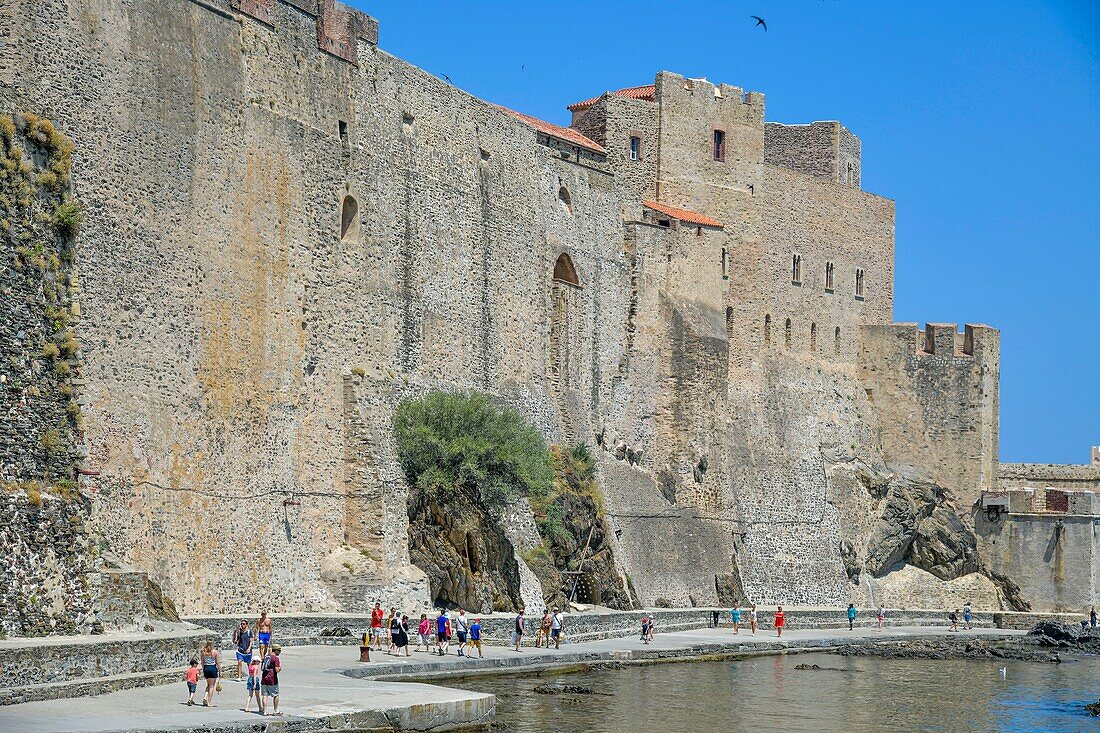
[1085,700,1100,716]
[835,639,1060,664]
[794,663,854,671]
[795,663,821,670]
[320,626,352,637]
[1028,622,1100,651]
[533,683,610,696]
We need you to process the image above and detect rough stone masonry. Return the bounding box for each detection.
[0,0,1082,627]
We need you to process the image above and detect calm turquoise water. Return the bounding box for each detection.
[466,652,1100,732]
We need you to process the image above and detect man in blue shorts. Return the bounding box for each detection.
[232,618,253,679]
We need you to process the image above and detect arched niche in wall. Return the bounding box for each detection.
[552,252,581,287]
[340,194,360,242]
[558,186,573,215]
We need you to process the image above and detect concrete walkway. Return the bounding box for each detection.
[0,625,1024,733]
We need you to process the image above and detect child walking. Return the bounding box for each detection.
[244,655,262,713]
[184,659,200,706]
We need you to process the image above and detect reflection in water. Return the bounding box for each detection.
[467,652,1100,732]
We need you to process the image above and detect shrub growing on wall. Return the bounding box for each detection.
[393,391,553,512]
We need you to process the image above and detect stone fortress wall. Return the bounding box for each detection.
[0,0,1087,622]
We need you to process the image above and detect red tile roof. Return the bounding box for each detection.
[497,106,606,154]
[643,200,723,228]
[567,84,657,112]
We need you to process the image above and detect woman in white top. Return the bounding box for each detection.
[749,604,758,635]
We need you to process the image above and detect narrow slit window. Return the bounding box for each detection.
[792,254,802,285]
[721,247,729,280]
[764,314,772,346]
[629,135,641,161]
[825,262,834,292]
[834,326,841,355]
[855,268,865,299]
[810,322,817,352]
[784,318,793,349]
[713,129,726,161]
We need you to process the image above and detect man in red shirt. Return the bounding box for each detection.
[370,602,384,650]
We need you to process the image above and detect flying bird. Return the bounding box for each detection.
[751,15,767,31]
[441,73,452,83]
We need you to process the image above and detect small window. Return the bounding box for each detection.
[658,219,671,228]
[784,318,792,349]
[846,161,854,185]
[764,314,772,346]
[338,120,348,143]
[834,326,841,355]
[855,268,865,299]
[629,136,641,161]
[810,322,817,353]
[721,247,729,280]
[713,129,726,161]
[792,254,802,285]
[825,262,834,292]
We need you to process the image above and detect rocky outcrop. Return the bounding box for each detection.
[1028,621,1100,651]
[407,480,522,613]
[836,638,1060,663]
[538,490,631,609]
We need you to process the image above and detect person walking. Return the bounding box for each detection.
[876,604,886,630]
[949,609,960,632]
[964,601,973,630]
[199,639,221,707]
[396,614,411,657]
[640,615,651,644]
[436,609,449,656]
[512,607,526,651]
[455,608,470,657]
[260,644,282,716]
[233,619,253,679]
[774,606,785,637]
[1091,607,1098,629]
[244,655,261,712]
[730,606,741,634]
[370,602,384,650]
[416,613,431,652]
[184,658,200,706]
[469,617,483,658]
[536,611,551,649]
[750,604,758,635]
[550,607,565,650]
[847,603,857,631]
[256,612,273,660]
[645,615,655,643]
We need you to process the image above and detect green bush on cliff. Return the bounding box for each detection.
[393,391,553,512]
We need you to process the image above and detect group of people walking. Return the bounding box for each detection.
[186,612,282,716]
[370,603,487,657]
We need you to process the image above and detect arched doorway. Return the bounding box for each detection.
[550,253,581,445]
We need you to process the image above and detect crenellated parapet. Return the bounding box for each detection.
[859,322,1000,506]
[226,0,379,65]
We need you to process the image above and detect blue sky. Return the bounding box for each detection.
[352,0,1100,464]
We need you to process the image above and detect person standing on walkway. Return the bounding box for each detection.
[513,607,526,651]
[470,617,483,658]
[949,609,959,632]
[1091,607,1098,628]
[750,604,758,635]
[550,607,565,649]
[199,639,221,707]
[436,609,449,656]
[847,604,857,631]
[416,613,431,652]
[385,607,397,654]
[388,610,402,655]
[774,606,785,637]
[233,619,253,679]
[455,608,470,657]
[645,615,655,643]
[260,644,282,716]
[370,602,384,650]
[876,604,886,630]
[640,615,651,644]
[963,601,973,630]
[256,612,273,660]
[536,611,551,649]
[730,606,741,634]
[396,614,411,657]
